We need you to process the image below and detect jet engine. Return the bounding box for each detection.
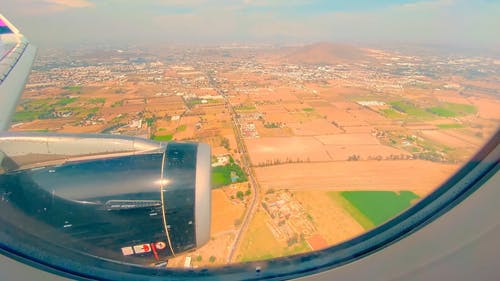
[0,135,211,265]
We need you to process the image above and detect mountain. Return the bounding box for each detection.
[278,42,374,65]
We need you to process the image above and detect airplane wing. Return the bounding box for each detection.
[0,14,37,132]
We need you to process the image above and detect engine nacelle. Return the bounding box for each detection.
[0,142,211,265]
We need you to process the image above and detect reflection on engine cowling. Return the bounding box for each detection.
[0,142,211,266]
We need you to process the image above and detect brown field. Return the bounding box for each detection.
[234,209,312,262]
[200,104,227,115]
[293,191,365,246]
[60,124,105,133]
[333,101,364,110]
[146,96,186,114]
[155,119,177,132]
[255,123,294,137]
[289,119,343,135]
[441,129,489,147]
[211,189,245,235]
[256,104,287,113]
[434,90,471,104]
[323,106,370,127]
[245,133,409,163]
[245,136,331,165]
[255,160,460,197]
[341,126,375,133]
[101,104,144,117]
[406,124,442,130]
[173,127,195,140]
[234,210,285,262]
[314,133,379,145]
[283,102,313,112]
[166,189,245,268]
[314,106,346,120]
[230,87,300,103]
[305,99,332,107]
[421,130,473,148]
[12,119,71,131]
[349,108,389,124]
[267,87,301,102]
[212,146,228,155]
[321,86,371,101]
[166,232,236,268]
[264,112,301,123]
[469,96,500,120]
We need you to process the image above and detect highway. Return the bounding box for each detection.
[205,72,260,263]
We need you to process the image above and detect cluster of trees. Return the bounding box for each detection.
[232,188,252,201]
[413,152,447,162]
[287,234,299,247]
[347,154,361,161]
[347,152,451,163]
[263,122,284,128]
[220,137,230,150]
[212,161,248,188]
[365,154,414,161]
[256,157,311,167]
[192,255,216,264]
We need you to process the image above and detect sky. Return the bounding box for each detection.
[2,0,500,50]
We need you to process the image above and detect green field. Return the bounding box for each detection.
[387,101,477,120]
[380,108,405,119]
[436,123,465,129]
[63,85,82,91]
[176,125,187,132]
[55,97,78,106]
[111,100,124,108]
[337,191,420,227]
[13,97,80,122]
[88,98,106,104]
[390,101,434,119]
[327,192,374,229]
[235,104,257,111]
[12,111,42,122]
[152,134,173,141]
[427,102,477,117]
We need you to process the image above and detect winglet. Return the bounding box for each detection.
[0,14,37,131]
[0,14,20,34]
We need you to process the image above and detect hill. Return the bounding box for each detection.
[278,42,374,65]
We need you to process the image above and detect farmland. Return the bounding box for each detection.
[12,43,499,267]
[338,191,420,226]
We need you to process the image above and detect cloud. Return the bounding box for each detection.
[243,0,309,7]
[45,0,95,8]
[2,0,96,15]
[400,0,455,10]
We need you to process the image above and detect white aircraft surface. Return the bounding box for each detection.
[0,14,498,281]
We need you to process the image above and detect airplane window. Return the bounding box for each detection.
[0,1,499,280]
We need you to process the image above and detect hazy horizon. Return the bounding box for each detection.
[3,0,500,55]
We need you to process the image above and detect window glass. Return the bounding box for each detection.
[1,0,499,271]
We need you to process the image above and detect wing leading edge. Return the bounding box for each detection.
[0,14,37,131]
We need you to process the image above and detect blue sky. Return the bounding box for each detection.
[2,0,500,50]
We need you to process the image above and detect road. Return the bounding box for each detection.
[205,72,260,263]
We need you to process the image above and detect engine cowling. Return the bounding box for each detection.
[0,142,211,265]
